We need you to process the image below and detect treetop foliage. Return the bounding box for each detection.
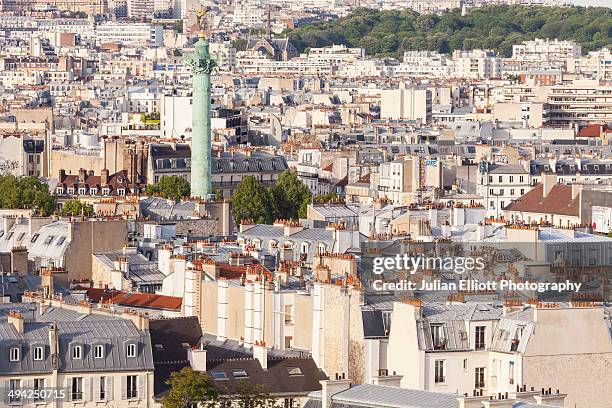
[145,176,191,200]
[0,175,56,215]
[286,5,612,57]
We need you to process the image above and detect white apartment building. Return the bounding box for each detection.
[233,1,267,28]
[567,48,612,80]
[452,50,501,79]
[477,163,531,218]
[308,44,365,65]
[0,303,155,408]
[377,156,442,204]
[394,51,452,78]
[387,301,612,408]
[127,0,154,18]
[380,86,432,123]
[546,80,612,127]
[512,38,582,61]
[236,54,336,76]
[96,22,163,47]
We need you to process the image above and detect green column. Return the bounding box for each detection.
[187,37,215,198]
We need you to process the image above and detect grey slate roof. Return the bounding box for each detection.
[330,384,459,408]
[0,318,153,375]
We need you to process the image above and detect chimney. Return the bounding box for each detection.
[187,343,207,372]
[571,183,582,200]
[456,392,491,408]
[8,311,24,334]
[78,168,87,183]
[320,375,351,408]
[371,369,403,387]
[49,321,58,363]
[534,389,567,407]
[482,396,515,408]
[253,340,268,370]
[3,216,16,234]
[121,310,149,330]
[509,385,541,403]
[101,168,110,186]
[542,173,557,198]
[59,169,66,181]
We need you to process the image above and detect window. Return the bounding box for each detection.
[232,369,248,378]
[44,235,55,245]
[127,343,137,358]
[509,362,515,385]
[6,232,14,240]
[284,399,296,408]
[434,360,445,383]
[33,346,44,360]
[126,375,137,399]
[475,367,485,389]
[94,344,104,359]
[382,311,392,334]
[72,345,82,359]
[31,233,39,243]
[34,378,44,402]
[284,305,293,325]
[475,326,486,350]
[463,358,469,372]
[287,367,303,376]
[210,370,227,380]
[56,236,66,246]
[71,377,83,401]
[9,347,19,361]
[498,176,503,183]
[99,376,106,400]
[431,324,446,350]
[9,379,21,403]
[16,232,25,241]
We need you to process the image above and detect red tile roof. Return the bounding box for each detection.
[505,183,579,216]
[577,124,602,138]
[76,287,182,311]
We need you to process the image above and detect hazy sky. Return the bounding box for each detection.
[568,0,612,6]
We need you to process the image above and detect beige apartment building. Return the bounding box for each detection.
[380,87,432,124]
[387,301,612,408]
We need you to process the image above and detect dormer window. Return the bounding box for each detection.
[9,347,20,361]
[72,345,82,359]
[56,187,65,194]
[117,188,125,196]
[94,344,104,359]
[90,188,98,195]
[102,187,110,196]
[126,343,136,358]
[33,346,44,361]
[78,187,87,195]
[67,187,75,194]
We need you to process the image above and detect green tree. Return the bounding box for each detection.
[162,367,282,408]
[230,176,273,225]
[0,175,55,215]
[286,5,612,57]
[162,367,218,408]
[145,176,190,199]
[60,200,93,216]
[270,170,312,220]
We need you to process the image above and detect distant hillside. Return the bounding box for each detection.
[285,5,612,57]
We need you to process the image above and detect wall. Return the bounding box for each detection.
[64,220,128,282]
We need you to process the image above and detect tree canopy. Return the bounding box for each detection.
[145,176,191,199]
[230,171,313,225]
[162,367,279,408]
[60,200,94,216]
[230,175,274,225]
[270,171,312,220]
[286,5,612,57]
[0,175,56,215]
